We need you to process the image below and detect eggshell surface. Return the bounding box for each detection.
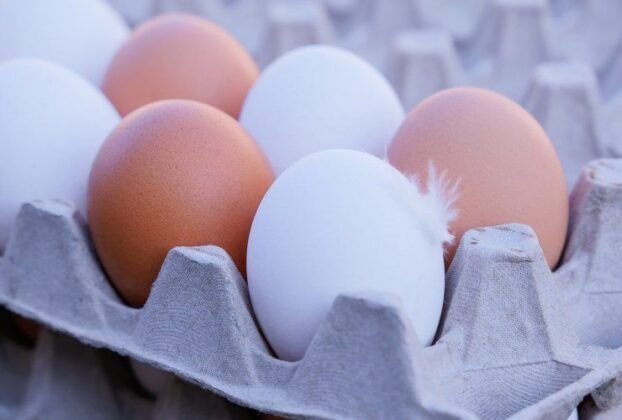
[88,100,274,307]
[240,45,405,174]
[130,359,174,396]
[0,0,130,86]
[247,149,447,361]
[0,59,120,250]
[102,14,259,118]
[388,87,568,268]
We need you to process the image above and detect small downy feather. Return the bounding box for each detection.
[387,159,460,251]
[418,162,460,251]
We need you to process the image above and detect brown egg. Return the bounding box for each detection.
[88,100,274,307]
[102,14,258,118]
[388,87,568,268]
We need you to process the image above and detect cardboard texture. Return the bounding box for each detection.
[0,160,621,419]
[2,0,622,418]
[0,312,255,419]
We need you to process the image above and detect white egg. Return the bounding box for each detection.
[0,0,130,86]
[0,59,120,249]
[247,149,449,361]
[240,45,405,175]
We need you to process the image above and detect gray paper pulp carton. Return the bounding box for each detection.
[2,0,622,418]
[1,159,622,419]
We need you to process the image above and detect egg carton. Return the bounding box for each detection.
[0,156,621,419]
[0,309,255,419]
[1,1,620,419]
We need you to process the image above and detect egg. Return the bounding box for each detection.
[240,45,405,174]
[102,14,259,118]
[0,0,130,86]
[130,359,173,396]
[0,59,120,250]
[388,87,568,268]
[88,100,274,307]
[247,149,451,361]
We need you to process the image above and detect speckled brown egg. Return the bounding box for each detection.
[88,100,274,307]
[102,14,258,118]
[388,87,568,268]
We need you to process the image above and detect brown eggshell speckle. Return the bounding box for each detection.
[88,100,274,307]
[388,87,568,268]
[102,14,258,118]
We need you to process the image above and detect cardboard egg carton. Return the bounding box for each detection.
[0,157,621,419]
[0,310,254,419]
[0,1,620,419]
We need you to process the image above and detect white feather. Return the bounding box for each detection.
[385,159,460,251]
